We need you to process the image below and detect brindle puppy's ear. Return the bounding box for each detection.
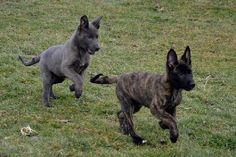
[181,46,191,66]
[79,15,89,30]
[92,16,103,29]
[167,48,178,70]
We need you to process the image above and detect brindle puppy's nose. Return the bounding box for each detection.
[189,81,195,89]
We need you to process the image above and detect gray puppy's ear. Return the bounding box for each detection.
[167,48,178,69]
[80,15,89,30]
[92,16,103,29]
[181,46,191,66]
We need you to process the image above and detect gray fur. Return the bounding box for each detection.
[19,15,102,107]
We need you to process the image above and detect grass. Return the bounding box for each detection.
[0,0,236,156]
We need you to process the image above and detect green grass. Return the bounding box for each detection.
[1,0,236,156]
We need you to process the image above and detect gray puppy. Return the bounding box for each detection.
[19,15,102,107]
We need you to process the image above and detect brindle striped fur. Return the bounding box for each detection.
[90,46,195,145]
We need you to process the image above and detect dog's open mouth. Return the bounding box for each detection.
[87,48,95,55]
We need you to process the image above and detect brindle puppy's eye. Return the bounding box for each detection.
[180,72,185,76]
[95,35,98,39]
[186,69,192,74]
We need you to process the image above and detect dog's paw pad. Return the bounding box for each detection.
[133,137,147,145]
[142,140,147,144]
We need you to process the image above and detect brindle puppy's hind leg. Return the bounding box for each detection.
[117,95,146,145]
[123,110,146,145]
[117,104,142,135]
[117,111,129,135]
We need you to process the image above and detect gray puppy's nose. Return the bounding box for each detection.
[95,47,100,51]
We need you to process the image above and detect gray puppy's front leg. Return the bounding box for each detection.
[63,66,83,98]
[69,70,86,92]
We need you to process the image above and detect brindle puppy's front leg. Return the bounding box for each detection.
[159,107,176,130]
[63,66,83,98]
[150,104,178,143]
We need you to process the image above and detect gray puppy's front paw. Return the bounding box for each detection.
[75,89,82,98]
[69,84,75,92]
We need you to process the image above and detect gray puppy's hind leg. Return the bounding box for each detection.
[50,75,64,99]
[50,86,57,99]
[41,70,53,107]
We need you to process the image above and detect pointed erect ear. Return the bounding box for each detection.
[167,48,178,69]
[181,46,191,65]
[80,15,89,30]
[92,16,103,29]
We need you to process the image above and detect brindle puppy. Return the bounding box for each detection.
[90,46,195,145]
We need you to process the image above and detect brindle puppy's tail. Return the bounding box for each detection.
[18,56,40,66]
[90,74,118,84]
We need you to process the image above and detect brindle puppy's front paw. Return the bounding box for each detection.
[170,133,178,143]
[132,136,147,145]
[159,121,169,130]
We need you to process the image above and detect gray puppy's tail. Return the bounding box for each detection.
[90,74,118,84]
[18,56,40,66]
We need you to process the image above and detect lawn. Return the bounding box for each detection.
[0,0,236,156]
